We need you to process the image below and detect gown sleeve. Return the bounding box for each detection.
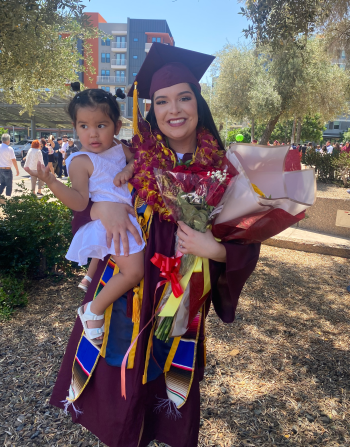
[71,200,93,236]
[209,241,261,323]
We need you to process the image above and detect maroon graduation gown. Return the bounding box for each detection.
[50,171,260,447]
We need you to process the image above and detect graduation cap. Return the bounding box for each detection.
[128,43,215,100]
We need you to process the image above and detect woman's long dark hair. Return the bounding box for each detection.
[145,83,224,150]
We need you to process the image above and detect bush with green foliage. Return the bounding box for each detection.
[0,274,27,319]
[0,182,77,278]
[303,149,340,182]
[333,152,350,186]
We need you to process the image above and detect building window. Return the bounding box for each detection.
[101,70,105,76]
[101,53,106,63]
[106,53,110,63]
[116,54,126,64]
[133,72,137,76]
[106,38,110,46]
[101,86,110,92]
[116,36,126,48]
[152,37,157,43]
[334,121,340,129]
[157,37,161,42]
[133,55,138,59]
[106,70,110,76]
[101,39,105,46]
[341,50,346,59]
[134,38,138,42]
[120,103,125,114]
[117,87,125,93]
[116,70,126,81]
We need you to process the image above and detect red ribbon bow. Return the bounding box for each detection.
[151,252,184,298]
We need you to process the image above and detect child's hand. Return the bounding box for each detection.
[113,167,133,187]
[24,161,55,185]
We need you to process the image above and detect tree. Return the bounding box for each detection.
[210,39,348,144]
[210,44,282,143]
[300,115,325,143]
[239,0,350,51]
[0,0,101,114]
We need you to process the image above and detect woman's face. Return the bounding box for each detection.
[153,83,198,143]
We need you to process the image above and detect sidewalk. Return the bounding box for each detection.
[264,226,350,258]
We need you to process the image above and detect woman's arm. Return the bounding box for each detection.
[24,156,91,211]
[91,202,142,256]
[177,221,226,262]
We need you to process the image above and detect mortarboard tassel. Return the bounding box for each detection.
[133,81,143,141]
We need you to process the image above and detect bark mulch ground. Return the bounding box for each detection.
[0,245,349,447]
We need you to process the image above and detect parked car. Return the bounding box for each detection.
[20,143,33,165]
[12,140,32,159]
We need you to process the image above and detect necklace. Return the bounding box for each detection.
[130,127,225,221]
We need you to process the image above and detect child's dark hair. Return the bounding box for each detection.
[68,83,126,125]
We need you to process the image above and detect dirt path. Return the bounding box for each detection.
[0,246,349,447]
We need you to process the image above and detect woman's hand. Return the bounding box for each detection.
[91,202,142,256]
[177,221,226,263]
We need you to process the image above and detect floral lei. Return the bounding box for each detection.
[130,126,225,222]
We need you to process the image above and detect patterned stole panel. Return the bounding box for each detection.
[68,258,119,403]
[143,310,202,409]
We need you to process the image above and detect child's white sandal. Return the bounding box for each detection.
[77,301,105,345]
[78,275,92,292]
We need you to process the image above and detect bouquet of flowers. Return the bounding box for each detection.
[152,163,235,342]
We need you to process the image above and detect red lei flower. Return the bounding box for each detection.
[130,127,225,222]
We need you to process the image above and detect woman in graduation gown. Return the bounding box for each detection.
[50,43,261,447]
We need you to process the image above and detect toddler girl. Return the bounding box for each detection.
[24,88,145,345]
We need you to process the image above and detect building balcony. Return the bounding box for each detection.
[96,76,126,85]
[112,42,127,52]
[112,30,127,36]
[111,59,127,69]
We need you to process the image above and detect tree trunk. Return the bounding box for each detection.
[251,118,255,142]
[291,116,297,144]
[259,114,282,145]
[296,117,302,144]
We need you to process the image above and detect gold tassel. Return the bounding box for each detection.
[132,286,141,323]
[133,82,143,142]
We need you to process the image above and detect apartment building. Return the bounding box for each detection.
[83,14,174,119]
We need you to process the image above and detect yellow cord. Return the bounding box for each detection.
[133,81,143,142]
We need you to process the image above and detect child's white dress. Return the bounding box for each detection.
[65,144,145,266]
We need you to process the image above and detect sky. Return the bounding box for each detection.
[83,0,250,80]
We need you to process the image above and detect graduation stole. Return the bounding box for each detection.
[64,185,205,414]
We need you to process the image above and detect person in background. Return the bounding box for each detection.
[333,142,341,156]
[291,143,297,150]
[65,138,79,158]
[326,141,333,154]
[23,140,44,196]
[48,136,60,175]
[0,133,19,198]
[58,135,68,178]
[342,141,350,153]
[316,144,321,152]
[40,138,49,167]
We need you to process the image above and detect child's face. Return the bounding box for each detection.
[75,106,121,153]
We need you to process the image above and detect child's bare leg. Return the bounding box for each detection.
[83,251,144,338]
[80,258,99,288]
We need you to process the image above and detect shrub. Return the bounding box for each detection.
[303,149,339,182]
[333,152,350,186]
[0,182,78,278]
[0,274,27,319]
